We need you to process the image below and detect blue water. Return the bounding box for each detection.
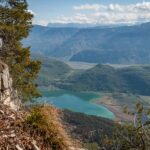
[33,90,115,119]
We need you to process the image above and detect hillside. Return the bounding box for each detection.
[1,60,116,150]
[0,61,73,149]
[69,22,150,64]
[23,26,79,56]
[0,104,87,150]
[62,64,150,96]
[33,56,150,96]
[24,22,150,64]
[32,53,72,86]
[63,109,115,148]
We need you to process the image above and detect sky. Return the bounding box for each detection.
[27,0,150,26]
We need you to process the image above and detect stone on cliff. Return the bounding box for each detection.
[0,61,21,110]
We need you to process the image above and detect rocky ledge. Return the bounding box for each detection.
[0,61,20,110]
[0,104,86,150]
[0,104,40,150]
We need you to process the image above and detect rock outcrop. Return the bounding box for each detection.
[0,61,20,110]
[0,104,42,150]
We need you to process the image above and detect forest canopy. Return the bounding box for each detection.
[0,0,41,101]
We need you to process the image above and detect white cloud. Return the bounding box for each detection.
[28,10,36,16]
[33,20,49,26]
[74,4,102,11]
[27,10,49,26]
[50,2,150,25]
[73,2,150,13]
[49,14,92,24]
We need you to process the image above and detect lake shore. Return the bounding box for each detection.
[94,96,133,122]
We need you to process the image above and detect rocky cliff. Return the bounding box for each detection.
[0,61,84,150]
[0,61,20,110]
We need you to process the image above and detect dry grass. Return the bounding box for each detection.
[0,103,81,150]
[25,105,74,150]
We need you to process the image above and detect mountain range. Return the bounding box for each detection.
[23,22,150,64]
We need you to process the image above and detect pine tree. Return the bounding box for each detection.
[0,0,41,101]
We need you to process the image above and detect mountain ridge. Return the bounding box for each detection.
[61,64,150,95]
[24,22,150,64]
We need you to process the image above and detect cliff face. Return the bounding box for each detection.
[0,61,20,110]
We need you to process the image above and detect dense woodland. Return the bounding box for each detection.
[0,0,41,101]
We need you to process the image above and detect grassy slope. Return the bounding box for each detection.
[63,109,115,146]
[0,104,80,150]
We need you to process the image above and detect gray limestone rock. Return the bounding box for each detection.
[0,61,21,110]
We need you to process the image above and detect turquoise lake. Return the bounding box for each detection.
[33,90,115,119]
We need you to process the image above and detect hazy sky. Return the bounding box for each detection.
[27,0,150,26]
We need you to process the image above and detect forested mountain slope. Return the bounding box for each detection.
[24,22,150,64]
[63,64,150,95]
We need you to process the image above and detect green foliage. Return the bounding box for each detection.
[0,0,41,101]
[26,107,46,127]
[101,103,150,150]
